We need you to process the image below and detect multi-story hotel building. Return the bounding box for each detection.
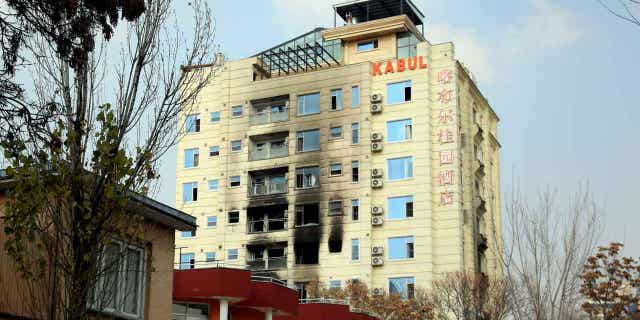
[174,0,502,300]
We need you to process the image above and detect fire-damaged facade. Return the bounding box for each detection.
[174,0,502,300]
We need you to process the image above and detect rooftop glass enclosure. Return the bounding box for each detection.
[253,28,342,79]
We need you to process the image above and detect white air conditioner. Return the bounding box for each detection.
[371,168,383,178]
[371,132,383,142]
[372,246,384,255]
[371,178,383,188]
[371,142,383,152]
[372,287,384,295]
[371,256,384,266]
[371,216,384,226]
[371,206,384,215]
[370,93,383,103]
[370,103,383,113]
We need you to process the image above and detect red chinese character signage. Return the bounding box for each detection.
[372,56,428,76]
[438,88,453,104]
[439,150,454,165]
[439,129,453,144]
[440,170,454,185]
[439,109,453,124]
[440,192,454,205]
[437,69,453,84]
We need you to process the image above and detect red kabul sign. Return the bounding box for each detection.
[372,56,427,76]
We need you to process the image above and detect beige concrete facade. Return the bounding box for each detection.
[174,14,501,296]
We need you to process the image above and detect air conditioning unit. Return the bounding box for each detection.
[371,132,383,142]
[370,103,383,113]
[371,256,384,266]
[371,216,384,226]
[370,168,383,178]
[371,206,384,215]
[371,142,383,152]
[371,246,384,255]
[370,93,383,103]
[372,287,384,296]
[371,178,383,188]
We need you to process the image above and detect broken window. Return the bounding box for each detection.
[328,200,343,216]
[295,242,319,265]
[295,204,320,226]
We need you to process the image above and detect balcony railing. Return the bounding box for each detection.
[249,181,288,197]
[250,107,289,125]
[247,218,287,233]
[247,256,287,271]
[249,144,289,161]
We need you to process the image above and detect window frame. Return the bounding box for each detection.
[351,199,360,221]
[210,111,221,123]
[230,140,242,153]
[296,129,321,152]
[351,238,360,261]
[227,248,239,261]
[229,176,241,188]
[295,166,320,189]
[297,92,321,116]
[351,160,359,182]
[351,85,360,108]
[389,276,416,300]
[205,252,216,262]
[185,114,200,133]
[330,88,343,111]
[182,182,198,203]
[231,105,243,118]
[351,122,360,145]
[209,146,220,157]
[92,240,146,319]
[208,179,219,191]
[357,39,379,52]
[206,216,217,228]
[386,80,412,105]
[388,236,415,260]
[387,156,414,181]
[183,148,200,169]
[329,126,343,140]
[328,200,343,216]
[180,230,196,238]
[329,163,343,177]
[387,195,414,220]
[228,211,240,224]
[386,119,413,143]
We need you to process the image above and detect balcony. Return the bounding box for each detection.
[250,95,290,125]
[474,122,484,142]
[248,167,289,198]
[247,256,288,271]
[474,194,487,214]
[477,233,488,252]
[249,131,290,161]
[247,204,288,233]
[474,158,485,177]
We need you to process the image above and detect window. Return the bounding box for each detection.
[357,39,378,52]
[387,157,413,180]
[297,92,320,115]
[330,163,342,176]
[389,277,415,300]
[295,203,320,226]
[179,252,195,270]
[397,32,418,58]
[229,176,240,187]
[387,119,413,142]
[351,238,360,261]
[209,146,220,157]
[328,200,343,216]
[210,111,220,123]
[208,179,218,191]
[330,88,343,110]
[182,182,198,202]
[227,249,239,260]
[329,280,342,290]
[388,196,414,219]
[206,216,217,228]
[330,126,343,139]
[296,129,320,152]
[388,236,415,260]
[172,302,209,320]
[231,140,242,152]
[351,160,359,182]
[352,86,360,108]
[351,123,359,144]
[185,114,200,133]
[184,148,199,168]
[205,252,216,262]
[180,230,195,238]
[387,80,412,104]
[231,105,243,117]
[351,199,360,221]
[296,166,320,188]
[228,211,240,224]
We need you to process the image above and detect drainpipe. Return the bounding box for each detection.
[220,299,229,320]
[265,308,273,320]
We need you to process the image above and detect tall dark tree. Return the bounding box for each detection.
[0,0,218,319]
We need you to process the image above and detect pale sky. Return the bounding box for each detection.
[154,0,640,256]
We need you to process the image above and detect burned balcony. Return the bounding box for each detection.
[247,204,288,234]
[247,243,288,271]
[294,203,320,265]
[248,167,288,197]
[250,95,290,125]
[249,131,289,161]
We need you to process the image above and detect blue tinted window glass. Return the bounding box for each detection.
[207,216,217,227]
[388,236,414,260]
[184,148,199,168]
[180,253,195,270]
[185,114,198,133]
[352,86,360,107]
[208,180,218,191]
[182,182,198,202]
[228,249,239,260]
[298,93,320,115]
[210,111,220,123]
[386,81,412,104]
[351,239,359,261]
[387,119,412,142]
[388,196,413,219]
[205,252,216,262]
[389,277,415,299]
[387,157,413,180]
